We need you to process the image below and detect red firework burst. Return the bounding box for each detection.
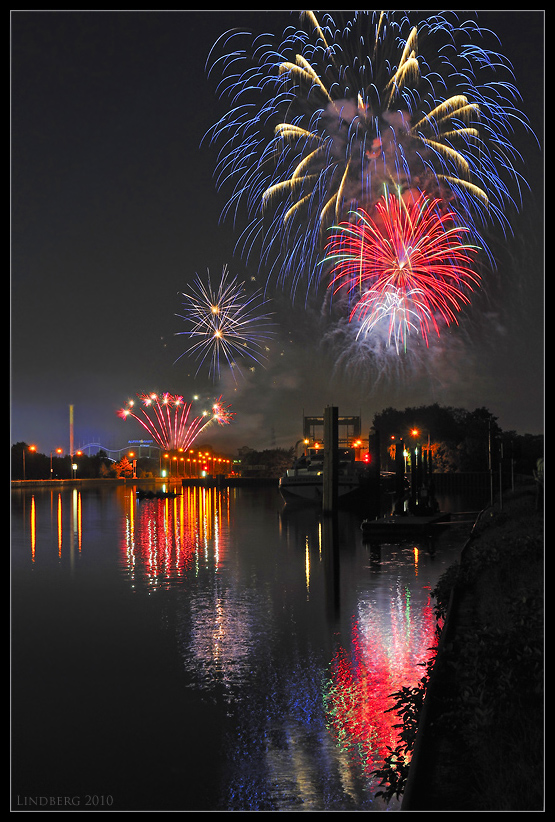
[118,392,234,452]
[325,189,481,351]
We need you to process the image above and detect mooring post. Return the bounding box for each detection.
[394,438,406,514]
[323,405,338,513]
[368,427,381,518]
[322,511,340,614]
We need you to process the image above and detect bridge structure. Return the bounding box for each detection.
[75,440,160,461]
[75,441,233,479]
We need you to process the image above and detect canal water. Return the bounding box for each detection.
[11,483,479,812]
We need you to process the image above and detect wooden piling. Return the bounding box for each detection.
[394,438,406,514]
[323,406,338,512]
[368,428,381,518]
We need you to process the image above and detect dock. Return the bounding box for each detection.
[361,512,451,538]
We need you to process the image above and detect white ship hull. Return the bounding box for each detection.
[279,452,369,505]
[279,474,364,503]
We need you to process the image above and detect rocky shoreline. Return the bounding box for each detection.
[401,482,544,811]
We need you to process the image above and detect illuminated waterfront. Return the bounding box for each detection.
[11,483,474,811]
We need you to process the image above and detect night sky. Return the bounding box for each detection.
[11,10,544,457]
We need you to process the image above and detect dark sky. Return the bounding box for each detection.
[11,10,544,457]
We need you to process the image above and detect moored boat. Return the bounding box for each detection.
[279,447,370,505]
[360,511,451,538]
[136,488,179,500]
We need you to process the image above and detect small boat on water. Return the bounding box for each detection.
[136,488,179,500]
[279,447,371,505]
[360,511,450,538]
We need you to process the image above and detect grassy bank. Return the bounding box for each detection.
[381,481,544,811]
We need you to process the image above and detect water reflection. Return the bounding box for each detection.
[324,582,437,780]
[223,646,383,811]
[29,495,35,560]
[120,485,232,590]
[12,485,468,811]
[16,488,84,567]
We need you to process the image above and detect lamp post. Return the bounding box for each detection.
[23,444,37,480]
[408,428,434,511]
[294,439,309,459]
[70,450,82,480]
[50,448,63,479]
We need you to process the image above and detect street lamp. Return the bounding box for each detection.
[71,450,82,479]
[23,444,37,480]
[50,448,63,478]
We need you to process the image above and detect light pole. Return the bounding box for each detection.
[294,439,309,459]
[50,448,63,479]
[71,451,82,480]
[23,445,37,480]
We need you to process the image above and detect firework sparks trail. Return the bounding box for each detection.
[206,11,533,300]
[175,265,275,381]
[325,188,481,353]
[118,393,234,451]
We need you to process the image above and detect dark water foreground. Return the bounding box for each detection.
[11,483,475,811]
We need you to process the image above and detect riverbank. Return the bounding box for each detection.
[402,481,544,811]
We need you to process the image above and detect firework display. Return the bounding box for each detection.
[176,266,275,381]
[207,11,532,302]
[118,393,234,451]
[325,188,481,351]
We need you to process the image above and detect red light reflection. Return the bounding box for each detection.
[121,487,230,589]
[324,587,438,776]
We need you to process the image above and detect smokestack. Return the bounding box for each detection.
[69,404,74,457]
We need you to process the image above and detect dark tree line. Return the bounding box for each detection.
[371,404,543,474]
[236,446,294,478]
[11,444,117,480]
[11,404,543,480]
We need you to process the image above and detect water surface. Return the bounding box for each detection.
[11,483,472,811]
